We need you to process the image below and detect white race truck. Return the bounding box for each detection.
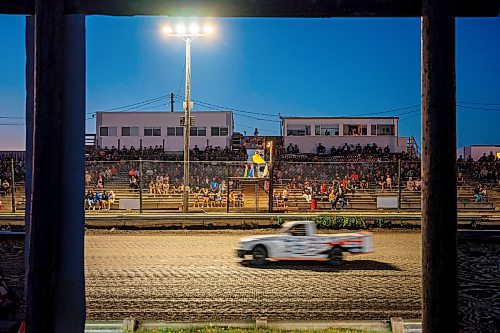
[236,221,373,266]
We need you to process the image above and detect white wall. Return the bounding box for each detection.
[460,146,500,160]
[96,111,233,151]
[282,117,406,153]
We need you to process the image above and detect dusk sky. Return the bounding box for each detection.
[0,15,498,150]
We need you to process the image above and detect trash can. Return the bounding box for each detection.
[310,199,317,211]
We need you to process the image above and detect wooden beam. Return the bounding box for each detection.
[421,0,458,331]
[1,0,499,17]
[25,0,86,330]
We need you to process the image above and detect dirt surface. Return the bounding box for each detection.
[85,230,421,321]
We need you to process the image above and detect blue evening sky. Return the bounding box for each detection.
[0,15,499,150]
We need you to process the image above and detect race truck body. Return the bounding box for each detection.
[236,221,373,266]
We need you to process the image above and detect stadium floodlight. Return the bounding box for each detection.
[161,21,216,213]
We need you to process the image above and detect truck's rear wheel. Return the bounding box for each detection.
[328,247,344,266]
[252,245,267,266]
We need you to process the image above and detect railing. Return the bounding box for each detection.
[1,159,498,213]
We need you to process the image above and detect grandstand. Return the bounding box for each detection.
[1,145,499,214]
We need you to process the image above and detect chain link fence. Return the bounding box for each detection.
[1,158,498,213]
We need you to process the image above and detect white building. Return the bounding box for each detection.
[281,116,408,153]
[96,111,233,151]
[456,145,500,160]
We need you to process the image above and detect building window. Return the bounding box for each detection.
[314,124,339,136]
[120,126,138,137]
[100,126,117,137]
[374,124,395,136]
[211,127,229,136]
[144,127,161,136]
[100,127,109,136]
[343,124,367,136]
[190,127,207,136]
[287,125,311,136]
[167,127,184,136]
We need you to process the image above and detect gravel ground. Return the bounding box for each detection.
[85,230,421,321]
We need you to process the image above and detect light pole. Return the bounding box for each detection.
[163,23,214,213]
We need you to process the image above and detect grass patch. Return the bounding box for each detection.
[139,328,380,333]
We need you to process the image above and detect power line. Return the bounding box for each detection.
[175,94,279,118]
[349,104,421,117]
[90,95,168,114]
[173,96,281,123]
[457,105,500,112]
[457,101,500,106]
[0,116,25,119]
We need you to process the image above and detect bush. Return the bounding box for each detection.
[314,215,369,230]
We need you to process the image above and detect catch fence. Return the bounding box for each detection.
[0,159,498,213]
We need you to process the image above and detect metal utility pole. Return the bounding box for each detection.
[163,23,214,213]
[170,92,174,112]
[397,159,401,210]
[182,38,192,213]
[139,158,143,214]
[422,0,458,331]
[267,141,274,213]
[10,158,16,213]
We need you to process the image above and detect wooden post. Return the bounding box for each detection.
[26,5,86,332]
[421,0,458,332]
[24,14,35,298]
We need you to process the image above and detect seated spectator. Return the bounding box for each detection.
[107,190,115,209]
[293,144,300,154]
[274,191,283,208]
[287,143,294,154]
[317,143,326,155]
[302,188,312,203]
[386,174,392,190]
[488,151,496,162]
[414,177,422,190]
[457,172,464,185]
[407,177,416,191]
[96,175,104,190]
[85,190,94,210]
[473,187,482,203]
[210,177,219,192]
[383,145,390,154]
[0,179,10,196]
[235,192,244,207]
[101,191,109,210]
[282,187,289,207]
[329,190,337,209]
[93,191,102,210]
[337,192,348,210]
[229,191,236,207]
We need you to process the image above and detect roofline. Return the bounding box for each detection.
[281,116,400,120]
[96,110,233,115]
[459,145,500,147]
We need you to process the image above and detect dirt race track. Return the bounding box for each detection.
[85,230,421,321]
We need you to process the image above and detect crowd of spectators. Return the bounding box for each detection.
[457,152,499,185]
[86,145,244,162]
[85,189,115,210]
[0,155,25,197]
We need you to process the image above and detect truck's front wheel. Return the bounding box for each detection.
[328,247,344,266]
[252,245,267,267]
